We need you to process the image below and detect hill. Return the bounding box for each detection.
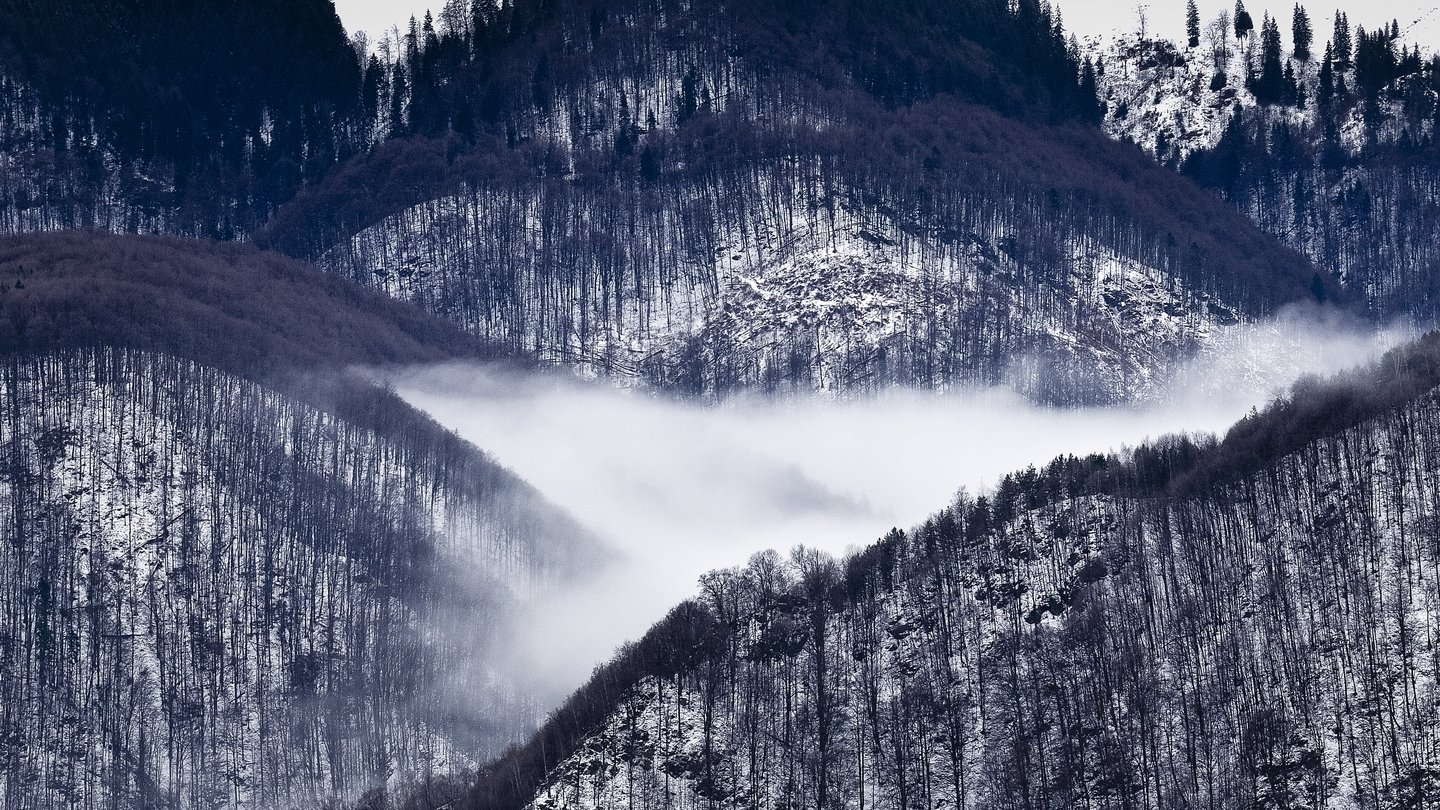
[0,0,363,236]
[1090,8,1440,316]
[0,233,599,808]
[255,0,1331,405]
[451,329,1440,810]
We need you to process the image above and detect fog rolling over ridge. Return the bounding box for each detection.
[384,307,1413,701]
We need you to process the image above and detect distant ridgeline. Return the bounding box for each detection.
[416,330,1440,810]
[0,233,600,809]
[1093,6,1440,317]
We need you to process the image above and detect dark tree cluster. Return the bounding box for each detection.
[0,231,503,382]
[0,0,364,237]
[363,0,1101,145]
[261,0,1111,257]
[0,0,1106,246]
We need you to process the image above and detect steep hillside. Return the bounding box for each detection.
[0,234,599,809]
[258,0,1329,405]
[455,331,1440,810]
[1090,10,1440,315]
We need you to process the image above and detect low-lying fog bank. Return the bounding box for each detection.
[381,306,1415,700]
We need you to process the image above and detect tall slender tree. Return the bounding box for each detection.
[1293,4,1312,60]
[1234,1,1254,38]
[1334,11,1352,70]
[1187,0,1202,48]
[1251,13,1287,103]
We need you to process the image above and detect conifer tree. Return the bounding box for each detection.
[1333,11,1352,70]
[1234,1,1254,38]
[1318,41,1335,108]
[1187,0,1202,48]
[1292,4,1312,60]
[1251,13,1286,103]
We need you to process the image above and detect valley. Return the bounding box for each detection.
[0,0,1438,808]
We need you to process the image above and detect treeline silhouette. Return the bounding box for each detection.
[402,329,1440,810]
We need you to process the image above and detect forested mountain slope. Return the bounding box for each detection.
[450,331,1440,810]
[255,0,1329,405]
[1091,9,1440,315]
[0,231,498,376]
[0,0,363,237]
[0,233,599,809]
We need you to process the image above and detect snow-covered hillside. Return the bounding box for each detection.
[1087,26,1440,316]
[513,335,1440,810]
[325,169,1241,405]
[1090,33,1390,161]
[0,350,592,810]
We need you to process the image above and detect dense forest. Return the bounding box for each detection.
[4,2,1440,808]
[0,0,364,237]
[0,349,595,810]
[250,0,1328,404]
[0,233,603,808]
[0,232,504,376]
[424,330,1440,810]
[1096,4,1440,317]
[0,0,1354,403]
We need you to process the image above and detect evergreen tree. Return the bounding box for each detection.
[1334,11,1352,70]
[1354,25,1398,96]
[1187,0,1202,48]
[1293,4,1312,60]
[1234,1,1254,38]
[1251,13,1286,103]
[1318,42,1335,109]
[1079,57,1102,121]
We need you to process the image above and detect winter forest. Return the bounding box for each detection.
[3,0,1440,808]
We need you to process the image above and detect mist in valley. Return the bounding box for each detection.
[382,307,1416,701]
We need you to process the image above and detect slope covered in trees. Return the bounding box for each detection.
[256,0,1328,404]
[0,231,500,380]
[0,234,602,808]
[439,329,1440,810]
[1094,6,1440,316]
[0,0,363,237]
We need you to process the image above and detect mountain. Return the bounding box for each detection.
[454,329,1440,810]
[0,0,1348,405]
[252,0,1331,405]
[0,233,598,809]
[1089,12,1440,316]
